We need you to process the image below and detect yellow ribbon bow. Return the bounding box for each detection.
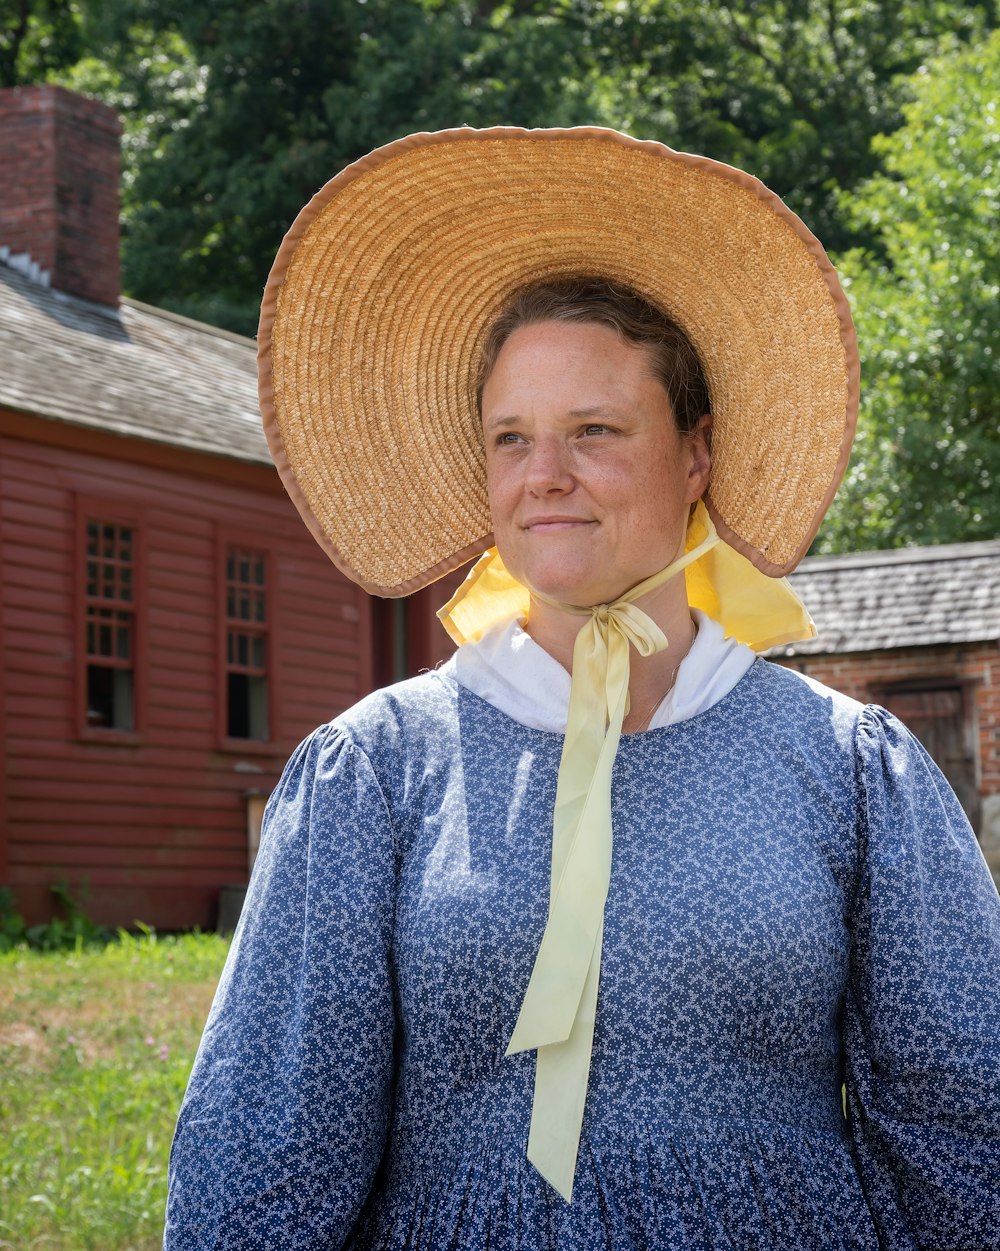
[437,501,816,1202]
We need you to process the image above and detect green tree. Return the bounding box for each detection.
[819,29,1000,551]
[31,0,993,333]
[0,0,83,86]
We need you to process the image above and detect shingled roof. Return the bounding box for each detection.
[0,261,268,465]
[775,541,1000,656]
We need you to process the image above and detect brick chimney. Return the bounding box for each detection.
[0,85,122,306]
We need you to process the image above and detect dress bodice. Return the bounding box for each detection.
[165,661,1000,1250]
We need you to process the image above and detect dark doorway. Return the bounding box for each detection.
[879,683,981,833]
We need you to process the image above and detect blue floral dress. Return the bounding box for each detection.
[165,660,1000,1250]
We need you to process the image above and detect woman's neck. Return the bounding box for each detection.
[523,577,697,733]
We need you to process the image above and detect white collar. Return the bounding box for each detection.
[444,609,755,733]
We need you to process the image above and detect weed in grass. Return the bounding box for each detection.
[0,930,228,1251]
[0,885,113,954]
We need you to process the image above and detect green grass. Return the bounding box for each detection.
[0,931,228,1251]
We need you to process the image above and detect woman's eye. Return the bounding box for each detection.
[583,423,611,436]
[495,431,523,446]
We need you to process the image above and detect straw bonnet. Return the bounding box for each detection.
[258,125,858,596]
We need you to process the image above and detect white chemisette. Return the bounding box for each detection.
[445,608,756,733]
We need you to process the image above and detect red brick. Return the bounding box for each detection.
[0,85,121,306]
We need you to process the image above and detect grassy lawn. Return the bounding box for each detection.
[0,931,228,1251]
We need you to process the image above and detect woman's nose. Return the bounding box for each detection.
[524,438,573,494]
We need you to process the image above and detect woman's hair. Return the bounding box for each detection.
[475,275,711,436]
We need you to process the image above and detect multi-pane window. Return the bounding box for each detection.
[225,547,269,741]
[84,520,135,731]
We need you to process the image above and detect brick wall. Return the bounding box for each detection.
[774,641,1000,884]
[0,85,121,306]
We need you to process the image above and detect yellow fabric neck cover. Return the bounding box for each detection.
[436,501,816,1202]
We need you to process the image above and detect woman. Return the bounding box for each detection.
[165,128,1000,1250]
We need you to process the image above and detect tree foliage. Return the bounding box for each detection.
[3,0,998,546]
[8,0,989,334]
[819,29,1000,550]
[0,0,83,87]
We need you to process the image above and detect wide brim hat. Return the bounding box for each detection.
[258,126,858,596]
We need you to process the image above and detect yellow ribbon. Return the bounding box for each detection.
[505,521,719,1200]
[436,501,817,1201]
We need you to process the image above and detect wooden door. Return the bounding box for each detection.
[881,686,981,833]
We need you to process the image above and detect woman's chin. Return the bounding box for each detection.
[521,564,629,608]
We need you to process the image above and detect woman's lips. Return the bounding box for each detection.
[523,517,595,533]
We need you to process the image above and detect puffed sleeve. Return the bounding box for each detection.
[164,724,398,1250]
[844,705,1000,1250]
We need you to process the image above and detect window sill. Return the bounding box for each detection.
[218,735,280,757]
[77,727,145,747]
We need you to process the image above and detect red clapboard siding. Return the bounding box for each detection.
[14,864,246,888]
[1,421,373,928]
[4,606,73,644]
[10,843,248,870]
[5,547,73,580]
[1,499,69,537]
[10,824,250,851]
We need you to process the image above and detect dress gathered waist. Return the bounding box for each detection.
[384,1050,846,1188]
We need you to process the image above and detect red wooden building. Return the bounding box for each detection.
[0,86,393,929]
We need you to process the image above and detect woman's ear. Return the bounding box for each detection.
[685,413,712,502]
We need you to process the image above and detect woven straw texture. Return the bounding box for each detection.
[259,127,858,596]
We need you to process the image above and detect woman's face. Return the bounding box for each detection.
[481,319,710,607]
